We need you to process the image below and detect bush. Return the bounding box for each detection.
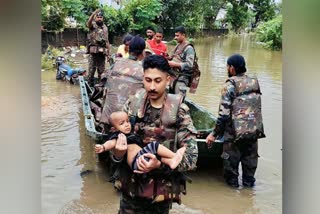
[41,46,64,70]
[255,15,282,50]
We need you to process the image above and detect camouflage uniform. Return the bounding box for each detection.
[115,88,198,213]
[170,42,195,94]
[212,73,262,187]
[99,56,144,127]
[87,21,110,86]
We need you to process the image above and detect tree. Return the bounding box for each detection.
[158,0,205,35]
[61,0,87,29]
[123,0,162,34]
[252,0,276,26]
[202,0,226,30]
[225,0,252,33]
[41,0,65,31]
[102,5,131,39]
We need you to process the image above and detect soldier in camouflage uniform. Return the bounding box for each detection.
[112,55,198,213]
[87,9,110,87]
[99,35,146,128]
[206,54,265,188]
[168,26,195,94]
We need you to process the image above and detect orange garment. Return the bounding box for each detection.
[148,39,167,56]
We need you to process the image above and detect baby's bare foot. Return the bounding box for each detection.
[168,147,186,169]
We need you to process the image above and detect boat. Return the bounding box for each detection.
[79,76,222,165]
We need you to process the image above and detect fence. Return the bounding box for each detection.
[41,28,87,53]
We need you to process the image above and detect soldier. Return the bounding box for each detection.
[168,26,195,94]
[86,9,110,87]
[111,55,198,213]
[99,35,146,129]
[206,54,266,188]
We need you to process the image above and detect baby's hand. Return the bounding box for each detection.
[95,144,104,153]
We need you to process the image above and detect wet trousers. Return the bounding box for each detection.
[119,193,170,214]
[88,53,105,86]
[222,140,258,185]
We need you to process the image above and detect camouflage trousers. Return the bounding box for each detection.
[222,140,258,186]
[119,193,170,214]
[88,53,106,87]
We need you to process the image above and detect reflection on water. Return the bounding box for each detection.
[41,36,282,214]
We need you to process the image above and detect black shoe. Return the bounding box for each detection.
[243,181,255,187]
[226,179,239,188]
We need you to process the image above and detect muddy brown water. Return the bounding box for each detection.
[42,35,282,214]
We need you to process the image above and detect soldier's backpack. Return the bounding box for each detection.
[228,75,266,142]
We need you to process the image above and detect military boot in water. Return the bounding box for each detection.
[226,178,239,188]
[242,176,255,187]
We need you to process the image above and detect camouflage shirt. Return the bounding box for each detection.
[212,75,238,142]
[123,92,198,172]
[88,21,109,48]
[172,42,195,78]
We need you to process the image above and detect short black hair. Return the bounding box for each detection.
[227,54,247,74]
[146,26,155,32]
[122,34,133,44]
[174,26,186,34]
[156,27,164,34]
[143,55,173,75]
[129,35,146,55]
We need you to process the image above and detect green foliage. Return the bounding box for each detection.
[252,0,276,26]
[41,46,64,70]
[41,0,65,31]
[255,15,282,50]
[41,0,278,38]
[102,5,131,37]
[159,0,207,34]
[81,0,101,16]
[123,0,162,34]
[202,0,226,30]
[42,0,101,31]
[41,54,54,70]
[225,0,252,33]
[61,0,87,28]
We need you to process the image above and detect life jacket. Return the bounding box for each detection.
[129,88,183,150]
[116,89,188,204]
[87,22,109,53]
[171,42,201,94]
[228,75,266,142]
[100,58,144,125]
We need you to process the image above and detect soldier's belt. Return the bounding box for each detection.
[89,46,107,54]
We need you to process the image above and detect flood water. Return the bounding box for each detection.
[41,35,282,214]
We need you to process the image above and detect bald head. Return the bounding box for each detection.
[109,111,132,134]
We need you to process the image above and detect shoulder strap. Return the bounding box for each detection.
[161,93,184,127]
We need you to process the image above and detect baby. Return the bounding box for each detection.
[95,111,186,172]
